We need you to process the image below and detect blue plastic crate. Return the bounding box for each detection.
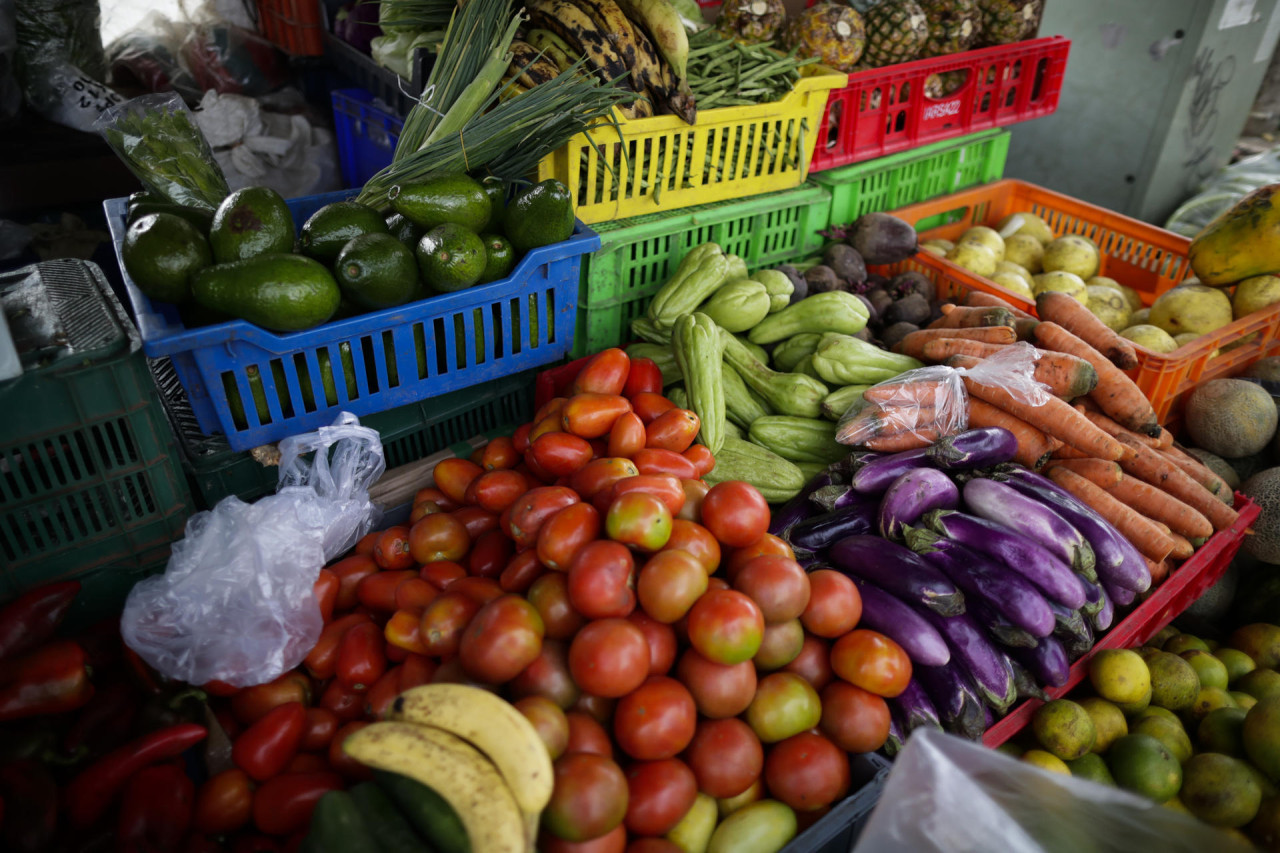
[105,190,598,451]
[332,88,405,188]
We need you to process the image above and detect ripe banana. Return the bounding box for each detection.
[342,721,527,853]
[570,0,640,74]
[614,0,689,82]
[527,28,579,73]
[623,7,671,99]
[525,0,633,89]
[507,40,562,88]
[388,684,554,815]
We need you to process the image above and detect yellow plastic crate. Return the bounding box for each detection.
[536,63,848,224]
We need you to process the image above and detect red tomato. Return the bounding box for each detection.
[627,839,682,853]
[733,556,811,624]
[319,680,364,723]
[499,549,546,594]
[374,526,414,570]
[573,348,631,396]
[801,570,862,638]
[505,487,581,551]
[511,639,581,709]
[565,711,613,758]
[452,506,500,540]
[631,392,677,425]
[623,357,663,398]
[605,492,673,552]
[535,396,568,424]
[683,445,715,477]
[625,759,697,836]
[419,592,480,657]
[354,530,380,556]
[481,435,519,470]
[459,594,545,684]
[469,528,514,580]
[408,514,470,565]
[675,649,756,719]
[328,555,378,611]
[466,469,531,514]
[572,692,616,725]
[637,550,707,624]
[399,653,436,691]
[394,578,438,613]
[608,412,647,458]
[252,772,343,836]
[530,411,565,444]
[410,501,440,524]
[515,695,570,760]
[233,701,306,781]
[541,824,627,853]
[363,666,403,718]
[384,609,429,656]
[820,681,891,753]
[413,486,458,512]
[356,569,415,612]
[783,636,833,691]
[632,448,698,479]
[231,672,312,726]
[568,618,650,698]
[449,576,503,605]
[607,475,686,517]
[385,640,410,663]
[614,677,696,761]
[470,445,486,465]
[336,622,386,691]
[513,422,534,455]
[433,458,484,506]
[627,610,677,677]
[542,752,629,842]
[300,707,339,752]
[746,673,822,744]
[532,433,595,477]
[645,409,700,453]
[701,482,770,548]
[754,619,805,671]
[567,540,637,620]
[194,768,253,835]
[764,732,850,812]
[313,569,338,623]
[683,717,764,799]
[571,458,640,500]
[686,589,764,665]
[527,573,587,641]
[537,503,602,571]
[420,560,466,589]
[675,479,709,523]
[562,394,633,439]
[830,630,911,698]
[660,520,720,575]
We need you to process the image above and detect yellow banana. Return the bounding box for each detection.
[527,29,578,73]
[387,684,554,815]
[525,0,633,88]
[342,721,527,853]
[507,40,561,87]
[614,0,689,81]
[570,0,640,74]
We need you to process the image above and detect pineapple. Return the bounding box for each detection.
[859,0,929,68]
[976,0,1043,46]
[784,5,867,73]
[920,0,981,57]
[717,0,787,43]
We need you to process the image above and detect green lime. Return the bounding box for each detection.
[416,224,487,293]
[335,233,419,310]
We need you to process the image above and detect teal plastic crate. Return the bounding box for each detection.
[0,260,191,601]
[152,357,537,509]
[811,129,1010,229]
[574,184,832,357]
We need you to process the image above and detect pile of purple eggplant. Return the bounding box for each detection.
[769,426,1157,749]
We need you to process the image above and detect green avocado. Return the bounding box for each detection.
[192,254,340,332]
[391,174,491,233]
[386,213,424,248]
[477,233,515,284]
[479,177,507,233]
[335,233,419,310]
[503,178,574,253]
[122,212,212,304]
[415,224,486,293]
[209,186,295,263]
[299,201,389,265]
[127,191,215,233]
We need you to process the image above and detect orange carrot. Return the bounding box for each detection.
[895,326,1016,358]
[1035,290,1139,370]
[1145,557,1170,584]
[1033,321,1160,437]
[965,397,1055,469]
[1044,458,1123,488]
[1158,446,1232,503]
[922,338,1008,362]
[1105,473,1213,539]
[862,380,947,408]
[1157,526,1195,560]
[865,426,945,452]
[934,304,1016,329]
[1072,402,1164,449]
[963,289,1037,321]
[945,350,1097,400]
[1156,428,1174,448]
[1113,435,1239,531]
[962,375,1126,460]
[1047,467,1176,563]
[1050,444,1091,459]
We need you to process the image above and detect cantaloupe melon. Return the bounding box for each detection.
[1187,447,1242,492]
[1184,379,1278,459]
[1242,467,1280,563]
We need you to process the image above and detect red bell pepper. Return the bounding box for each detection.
[116,762,194,853]
[0,580,80,660]
[232,701,306,781]
[0,639,93,722]
[64,722,207,827]
[0,759,57,852]
[251,771,343,836]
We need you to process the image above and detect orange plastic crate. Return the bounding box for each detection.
[256,0,324,56]
[885,179,1280,422]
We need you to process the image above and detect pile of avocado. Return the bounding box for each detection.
[121,175,576,334]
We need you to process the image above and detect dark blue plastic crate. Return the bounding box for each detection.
[105,190,598,451]
[332,88,404,188]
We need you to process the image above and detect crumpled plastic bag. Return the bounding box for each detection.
[1165,147,1280,237]
[21,59,122,131]
[855,728,1253,852]
[121,413,386,688]
[837,342,1049,450]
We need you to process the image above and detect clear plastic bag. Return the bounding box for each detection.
[20,59,122,132]
[837,343,1049,450]
[121,414,386,688]
[855,729,1252,853]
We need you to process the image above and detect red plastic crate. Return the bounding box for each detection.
[811,37,1069,174]
[982,493,1260,748]
[257,0,324,56]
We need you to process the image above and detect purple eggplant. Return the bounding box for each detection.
[1011,636,1070,687]
[1085,580,1114,632]
[967,598,1040,649]
[809,484,866,512]
[829,450,882,481]
[1077,577,1104,618]
[829,535,964,617]
[908,534,1053,637]
[884,713,905,758]
[769,471,835,537]
[1008,656,1049,702]
[846,576,951,666]
[1054,614,1094,661]
[891,679,943,734]
[1104,578,1137,608]
[962,478,1097,580]
[1047,600,1090,645]
[787,500,877,552]
[922,510,1087,609]
[984,705,995,728]
[927,427,1018,469]
[994,467,1151,594]
[922,609,1018,713]
[915,664,986,740]
[851,447,933,495]
[879,468,960,540]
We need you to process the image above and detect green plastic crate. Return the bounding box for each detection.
[152,358,537,509]
[0,260,191,601]
[573,184,832,357]
[811,129,1010,229]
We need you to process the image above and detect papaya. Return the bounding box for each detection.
[1189,184,1280,286]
